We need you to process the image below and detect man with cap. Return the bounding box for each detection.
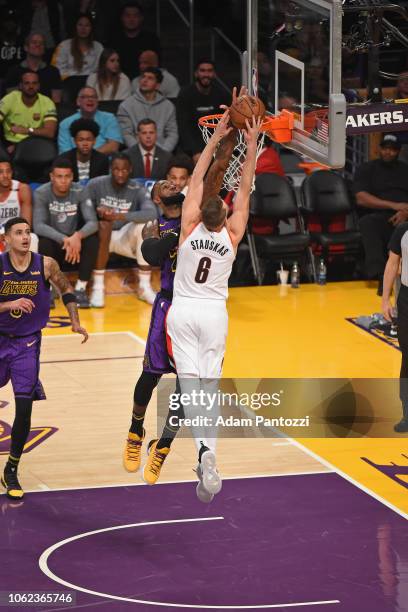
[354,133,408,291]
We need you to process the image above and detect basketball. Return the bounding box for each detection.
[229,94,265,129]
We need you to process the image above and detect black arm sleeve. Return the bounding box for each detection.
[141,233,179,266]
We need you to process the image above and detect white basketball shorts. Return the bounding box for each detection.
[166,296,228,378]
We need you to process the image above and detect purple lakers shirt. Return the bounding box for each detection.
[143,214,180,374]
[0,252,50,335]
[159,215,180,293]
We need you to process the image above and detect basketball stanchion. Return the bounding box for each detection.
[198,109,295,192]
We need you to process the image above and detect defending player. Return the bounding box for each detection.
[0,217,88,500]
[123,180,184,482]
[166,110,261,502]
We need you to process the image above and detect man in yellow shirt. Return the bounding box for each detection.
[0,70,57,155]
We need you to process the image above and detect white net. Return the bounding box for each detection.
[198,116,265,193]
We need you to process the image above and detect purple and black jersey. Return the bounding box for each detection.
[143,214,180,374]
[0,252,50,336]
[158,215,180,294]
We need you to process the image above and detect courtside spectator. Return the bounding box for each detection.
[86,48,131,101]
[117,68,178,152]
[58,86,123,154]
[5,33,62,103]
[166,156,192,194]
[354,134,408,287]
[84,152,157,307]
[131,50,180,100]
[34,157,99,308]
[0,71,57,155]
[125,119,171,180]
[176,59,224,162]
[60,118,109,182]
[109,2,160,80]
[52,13,103,80]
[0,158,38,252]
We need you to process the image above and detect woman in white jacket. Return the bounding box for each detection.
[52,13,103,79]
[86,48,131,101]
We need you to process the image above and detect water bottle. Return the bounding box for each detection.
[290,262,300,288]
[317,258,327,285]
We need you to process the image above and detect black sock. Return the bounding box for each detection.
[157,378,184,449]
[130,372,161,436]
[5,455,19,473]
[8,397,33,465]
[130,410,146,437]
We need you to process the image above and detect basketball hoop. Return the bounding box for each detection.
[198,110,295,192]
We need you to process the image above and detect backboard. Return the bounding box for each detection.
[248,0,346,168]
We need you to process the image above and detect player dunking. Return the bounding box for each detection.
[0,217,88,500]
[167,109,260,502]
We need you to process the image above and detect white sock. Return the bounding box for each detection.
[92,270,105,290]
[75,280,87,291]
[138,269,152,290]
[178,377,208,454]
[201,378,220,455]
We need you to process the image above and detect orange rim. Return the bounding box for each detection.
[198,110,295,144]
[198,109,295,130]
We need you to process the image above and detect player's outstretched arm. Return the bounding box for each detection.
[180,110,232,242]
[227,116,261,248]
[202,87,246,204]
[44,256,89,343]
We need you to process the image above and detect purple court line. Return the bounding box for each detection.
[41,356,144,364]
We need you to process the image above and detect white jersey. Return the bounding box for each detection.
[0,181,22,228]
[174,222,235,300]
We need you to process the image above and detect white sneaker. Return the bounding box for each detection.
[90,287,105,308]
[195,464,214,504]
[138,286,156,305]
[200,449,222,495]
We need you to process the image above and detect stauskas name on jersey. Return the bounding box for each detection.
[0,280,38,296]
[190,239,229,256]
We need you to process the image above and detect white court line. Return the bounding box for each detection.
[125,330,147,346]
[288,438,408,520]
[22,469,330,495]
[39,517,340,609]
[272,441,293,446]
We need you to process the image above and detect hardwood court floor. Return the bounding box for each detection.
[0,280,407,516]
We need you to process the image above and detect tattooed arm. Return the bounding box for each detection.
[44,256,89,343]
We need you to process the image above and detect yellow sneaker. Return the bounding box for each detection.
[1,467,24,500]
[123,430,145,472]
[143,440,170,485]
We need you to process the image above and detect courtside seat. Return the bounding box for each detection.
[13,136,58,183]
[300,170,361,260]
[247,173,313,285]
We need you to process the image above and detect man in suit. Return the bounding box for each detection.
[61,118,110,183]
[125,118,171,180]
